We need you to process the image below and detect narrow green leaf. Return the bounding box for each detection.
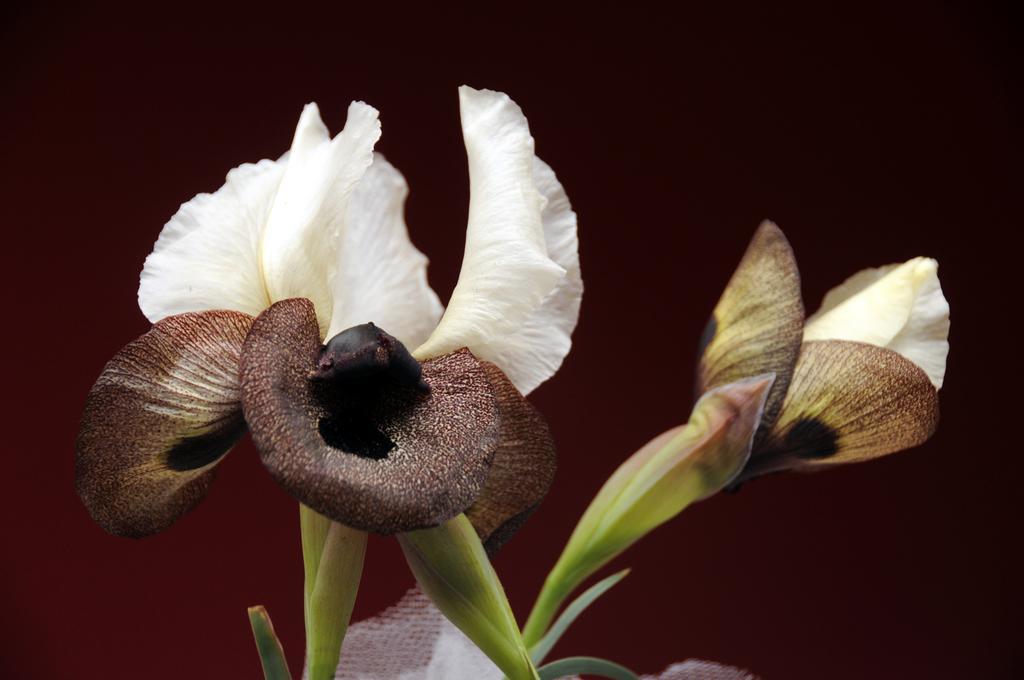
[247,606,292,680]
[537,656,639,680]
[397,514,538,680]
[530,569,629,664]
[300,506,367,680]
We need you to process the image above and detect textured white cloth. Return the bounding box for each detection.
[314,588,758,680]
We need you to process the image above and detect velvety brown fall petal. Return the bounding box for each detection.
[697,221,804,439]
[75,310,253,537]
[240,298,502,534]
[464,361,557,553]
[742,340,940,480]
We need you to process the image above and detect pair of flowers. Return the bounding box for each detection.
[75,85,949,679]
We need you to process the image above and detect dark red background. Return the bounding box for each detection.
[2,2,1018,678]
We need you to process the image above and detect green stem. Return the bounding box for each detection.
[300,505,367,680]
[398,515,539,680]
[522,566,574,648]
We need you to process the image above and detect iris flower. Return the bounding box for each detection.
[695,221,947,482]
[75,86,580,679]
[519,221,949,658]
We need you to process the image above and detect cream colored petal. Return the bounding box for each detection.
[803,257,949,388]
[138,159,283,322]
[260,102,382,337]
[475,157,582,395]
[414,87,566,392]
[326,154,444,347]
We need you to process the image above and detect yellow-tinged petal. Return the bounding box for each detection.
[697,222,803,438]
[743,340,939,480]
[803,257,949,388]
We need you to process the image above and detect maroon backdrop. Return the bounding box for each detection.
[2,2,1018,678]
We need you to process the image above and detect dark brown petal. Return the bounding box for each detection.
[240,298,501,535]
[743,340,940,480]
[464,362,557,553]
[697,221,804,440]
[75,310,253,537]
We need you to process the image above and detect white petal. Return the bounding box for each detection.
[326,154,444,347]
[260,102,382,336]
[324,587,501,680]
[414,87,571,394]
[482,157,581,395]
[138,159,283,322]
[803,257,950,388]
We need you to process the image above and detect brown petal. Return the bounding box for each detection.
[697,221,804,439]
[464,362,557,553]
[240,298,501,535]
[743,340,940,480]
[75,310,253,537]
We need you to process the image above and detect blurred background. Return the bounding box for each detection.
[2,2,1018,678]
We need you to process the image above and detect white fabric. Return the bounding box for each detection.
[803,257,949,388]
[414,87,581,395]
[322,587,757,679]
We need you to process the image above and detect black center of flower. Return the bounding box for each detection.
[310,323,428,460]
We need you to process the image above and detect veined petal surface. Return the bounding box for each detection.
[415,87,572,394]
[697,222,803,436]
[464,360,557,553]
[260,102,382,336]
[76,310,253,536]
[746,340,939,479]
[803,257,950,388]
[138,159,283,322]
[327,154,444,347]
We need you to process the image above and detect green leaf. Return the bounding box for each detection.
[300,505,367,680]
[522,376,772,646]
[537,656,639,680]
[397,514,538,680]
[247,605,292,680]
[530,569,629,665]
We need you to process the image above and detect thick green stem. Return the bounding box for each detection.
[398,514,539,680]
[300,505,367,680]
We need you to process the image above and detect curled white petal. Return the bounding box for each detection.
[138,159,283,322]
[415,87,578,394]
[260,101,382,336]
[327,154,444,346]
[803,257,949,388]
